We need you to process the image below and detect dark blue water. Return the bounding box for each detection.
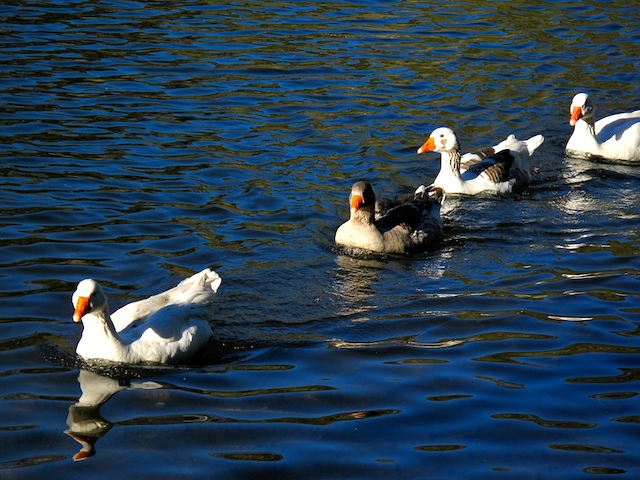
[1,0,639,478]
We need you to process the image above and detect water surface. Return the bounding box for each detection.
[1,0,639,478]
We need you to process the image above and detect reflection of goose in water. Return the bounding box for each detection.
[331,255,384,318]
[64,369,161,461]
[331,246,451,321]
[554,156,640,220]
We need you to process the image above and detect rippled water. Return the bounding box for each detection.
[2,0,639,478]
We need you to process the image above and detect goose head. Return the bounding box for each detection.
[72,279,107,323]
[569,92,595,126]
[348,181,376,217]
[417,127,459,154]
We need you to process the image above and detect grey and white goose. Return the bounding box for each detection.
[417,127,544,195]
[335,181,444,254]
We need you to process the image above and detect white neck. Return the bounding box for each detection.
[569,117,602,156]
[435,148,462,185]
[76,306,127,360]
[576,117,597,138]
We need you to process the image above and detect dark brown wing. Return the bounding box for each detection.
[461,149,514,183]
[375,192,415,219]
[375,202,423,234]
[470,146,496,161]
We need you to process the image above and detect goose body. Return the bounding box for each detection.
[72,268,220,364]
[418,127,544,195]
[335,181,444,254]
[566,92,640,163]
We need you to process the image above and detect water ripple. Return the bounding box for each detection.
[1,0,640,477]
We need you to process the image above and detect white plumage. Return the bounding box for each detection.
[418,127,544,195]
[72,268,220,364]
[566,92,640,163]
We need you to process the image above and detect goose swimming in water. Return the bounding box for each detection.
[335,181,444,254]
[566,92,640,163]
[417,127,544,195]
[71,268,220,364]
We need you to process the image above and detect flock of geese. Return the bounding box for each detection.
[70,92,640,365]
[335,92,640,254]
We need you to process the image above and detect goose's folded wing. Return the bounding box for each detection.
[110,293,173,332]
[375,202,423,233]
[461,149,514,183]
[110,269,220,332]
[375,191,415,219]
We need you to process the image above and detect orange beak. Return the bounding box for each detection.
[569,105,583,126]
[417,137,436,154]
[350,193,363,211]
[73,296,90,322]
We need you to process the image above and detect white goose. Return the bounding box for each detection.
[566,92,640,163]
[417,127,544,195]
[335,181,444,254]
[72,268,221,364]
